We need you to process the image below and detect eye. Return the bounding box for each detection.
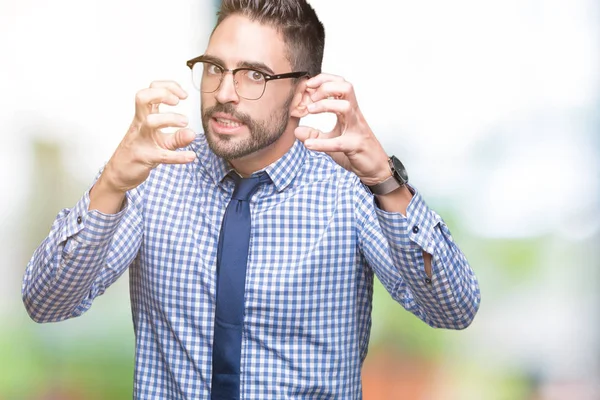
[205,63,222,75]
[245,70,265,82]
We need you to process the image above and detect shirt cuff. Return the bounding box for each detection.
[375,187,442,255]
[62,190,129,249]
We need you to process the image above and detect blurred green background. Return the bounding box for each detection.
[1,0,598,399]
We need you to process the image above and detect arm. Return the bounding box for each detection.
[356,181,480,329]
[22,80,197,323]
[295,73,480,329]
[22,185,143,323]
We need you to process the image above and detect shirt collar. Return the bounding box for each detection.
[200,135,307,193]
[263,139,307,192]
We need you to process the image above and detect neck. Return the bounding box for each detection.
[228,129,296,178]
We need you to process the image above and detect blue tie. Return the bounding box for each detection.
[211,172,270,400]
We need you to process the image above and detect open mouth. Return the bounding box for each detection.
[214,117,243,128]
[210,114,247,135]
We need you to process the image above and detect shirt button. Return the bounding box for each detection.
[76,216,82,224]
[425,277,432,285]
[412,225,419,234]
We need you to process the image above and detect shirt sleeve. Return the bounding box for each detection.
[356,183,481,329]
[22,182,144,323]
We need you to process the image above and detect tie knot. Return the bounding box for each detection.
[231,171,270,201]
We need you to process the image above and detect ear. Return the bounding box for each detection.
[289,80,314,119]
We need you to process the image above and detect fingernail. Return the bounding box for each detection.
[304,139,314,148]
[307,104,316,111]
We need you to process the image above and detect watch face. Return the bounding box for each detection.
[390,156,409,183]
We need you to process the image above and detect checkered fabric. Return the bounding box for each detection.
[23,135,480,399]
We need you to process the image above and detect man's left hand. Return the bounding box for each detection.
[294,73,391,186]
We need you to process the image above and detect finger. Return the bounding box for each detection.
[307,81,353,103]
[306,73,345,89]
[135,88,182,119]
[145,113,189,131]
[150,148,197,165]
[294,126,328,143]
[307,99,352,116]
[136,87,181,107]
[160,128,197,151]
[304,136,351,154]
[149,80,188,100]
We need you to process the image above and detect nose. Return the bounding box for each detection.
[215,71,240,104]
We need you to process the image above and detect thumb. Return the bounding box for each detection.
[294,126,327,143]
[161,129,196,151]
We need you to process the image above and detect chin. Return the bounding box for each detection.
[205,131,248,159]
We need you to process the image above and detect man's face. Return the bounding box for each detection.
[201,14,297,160]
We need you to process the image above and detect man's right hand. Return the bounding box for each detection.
[89,81,197,214]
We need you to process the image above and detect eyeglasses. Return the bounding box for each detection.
[186,56,309,100]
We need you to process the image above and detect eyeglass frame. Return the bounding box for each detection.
[186,55,310,100]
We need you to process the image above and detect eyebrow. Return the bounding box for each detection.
[200,54,276,76]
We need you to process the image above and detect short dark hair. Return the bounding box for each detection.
[215,0,325,77]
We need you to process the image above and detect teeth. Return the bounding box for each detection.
[216,118,242,127]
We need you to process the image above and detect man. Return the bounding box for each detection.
[22,0,480,398]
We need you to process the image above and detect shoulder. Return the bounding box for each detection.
[300,150,368,194]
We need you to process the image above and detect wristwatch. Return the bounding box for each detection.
[367,155,409,196]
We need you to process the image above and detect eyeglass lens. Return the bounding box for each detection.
[191,62,266,100]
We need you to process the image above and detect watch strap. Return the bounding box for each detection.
[367,174,403,196]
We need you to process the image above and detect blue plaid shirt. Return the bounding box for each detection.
[23,135,480,399]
